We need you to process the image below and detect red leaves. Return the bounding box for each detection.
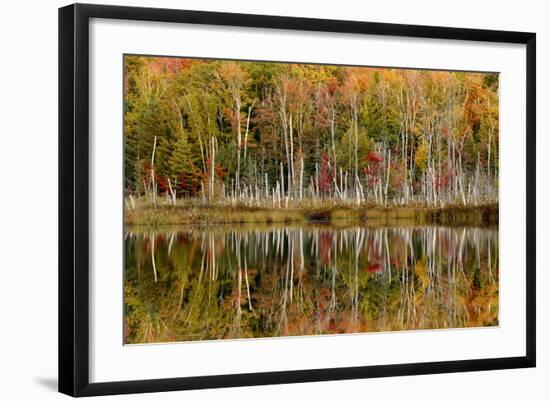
[365,263,382,273]
[173,161,202,196]
[201,158,227,182]
[364,152,384,185]
[435,161,454,191]
[366,151,383,163]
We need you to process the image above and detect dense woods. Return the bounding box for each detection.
[124,56,499,209]
[123,56,500,343]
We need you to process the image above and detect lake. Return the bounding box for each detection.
[124,224,498,344]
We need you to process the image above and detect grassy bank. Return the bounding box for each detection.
[125,202,498,227]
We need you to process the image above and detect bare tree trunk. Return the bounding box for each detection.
[243,100,255,159]
[167,178,176,205]
[385,150,391,206]
[299,156,304,201]
[289,115,295,197]
[210,136,216,200]
[150,136,157,207]
[235,97,242,194]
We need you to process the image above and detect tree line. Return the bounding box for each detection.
[124,56,499,208]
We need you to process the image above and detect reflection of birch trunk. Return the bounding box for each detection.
[487,232,494,283]
[353,228,364,325]
[244,255,254,313]
[210,233,216,281]
[299,229,304,272]
[173,279,186,319]
[289,230,294,303]
[237,265,242,318]
[168,232,175,256]
[278,237,290,334]
[385,228,391,283]
[150,234,157,282]
[126,224,498,341]
[236,235,242,320]
[330,264,337,311]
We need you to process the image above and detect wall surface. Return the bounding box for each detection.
[0,0,546,399]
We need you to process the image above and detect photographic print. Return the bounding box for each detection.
[123,56,499,345]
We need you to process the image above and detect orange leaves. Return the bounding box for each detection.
[342,67,371,92]
[463,75,484,128]
[146,57,193,74]
[217,62,248,91]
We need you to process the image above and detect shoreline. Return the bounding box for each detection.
[125,203,498,227]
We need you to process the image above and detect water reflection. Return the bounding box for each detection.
[124,225,498,344]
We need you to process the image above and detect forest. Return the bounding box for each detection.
[124,56,499,221]
[123,56,500,343]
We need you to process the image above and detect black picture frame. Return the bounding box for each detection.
[59,3,536,397]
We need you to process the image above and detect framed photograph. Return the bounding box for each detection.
[58,3,536,397]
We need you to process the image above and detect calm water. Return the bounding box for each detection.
[124,224,498,344]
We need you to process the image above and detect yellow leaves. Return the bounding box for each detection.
[415,139,429,173]
[429,70,451,86]
[411,125,423,138]
[289,64,337,83]
[414,258,428,290]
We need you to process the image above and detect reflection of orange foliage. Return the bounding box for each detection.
[466,282,499,327]
[365,263,382,273]
[125,227,500,344]
[315,287,331,310]
[319,231,333,266]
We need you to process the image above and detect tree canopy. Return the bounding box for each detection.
[124,56,499,207]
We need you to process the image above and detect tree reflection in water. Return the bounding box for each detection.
[124,225,498,344]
